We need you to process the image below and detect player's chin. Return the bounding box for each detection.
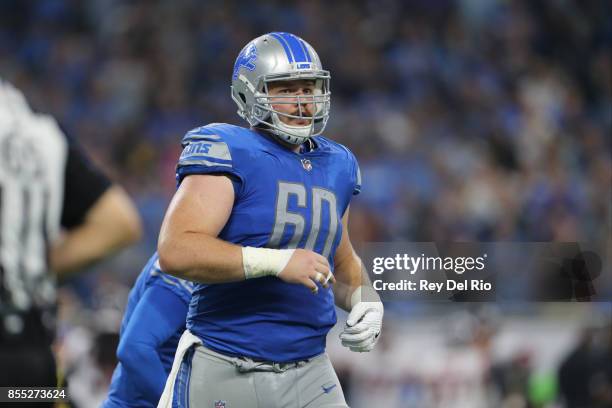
[289,118,313,126]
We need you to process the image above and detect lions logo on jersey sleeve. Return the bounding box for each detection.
[175,124,247,186]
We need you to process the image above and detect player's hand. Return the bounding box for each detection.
[278,249,335,294]
[339,301,384,352]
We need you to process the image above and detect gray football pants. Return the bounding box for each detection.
[172,344,349,408]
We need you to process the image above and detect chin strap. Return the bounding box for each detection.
[270,112,313,145]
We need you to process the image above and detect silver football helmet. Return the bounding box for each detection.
[231,32,331,145]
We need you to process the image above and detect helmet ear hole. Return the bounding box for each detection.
[239,93,246,103]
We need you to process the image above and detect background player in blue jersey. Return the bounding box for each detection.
[157,32,384,407]
[102,253,194,407]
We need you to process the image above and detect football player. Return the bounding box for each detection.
[157,32,384,407]
[102,252,195,407]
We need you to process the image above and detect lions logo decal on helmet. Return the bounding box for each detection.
[232,43,258,80]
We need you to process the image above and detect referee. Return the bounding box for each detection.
[0,78,142,396]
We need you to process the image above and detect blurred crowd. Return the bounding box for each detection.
[1,0,610,246]
[1,0,610,407]
[329,305,612,408]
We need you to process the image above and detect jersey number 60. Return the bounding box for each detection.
[268,182,338,259]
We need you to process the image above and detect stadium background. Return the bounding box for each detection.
[1,0,610,406]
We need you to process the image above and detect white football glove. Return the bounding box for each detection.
[339,287,384,352]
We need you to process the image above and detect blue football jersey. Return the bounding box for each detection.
[104,253,195,407]
[177,123,361,363]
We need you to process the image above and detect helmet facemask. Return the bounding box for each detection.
[253,73,330,145]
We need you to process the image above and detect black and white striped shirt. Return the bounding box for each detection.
[0,79,110,340]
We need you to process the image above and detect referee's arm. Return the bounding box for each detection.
[50,136,142,276]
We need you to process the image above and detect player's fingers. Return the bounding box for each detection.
[302,277,319,294]
[342,333,375,349]
[349,343,374,353]
[346,306,368,327]
[341,337,370,348]
[351,335,376,348]
[315,262,333,286]
[312,266,332,288]
[315,264,336,287]
[342,322,369,335]
[314,272,324,284]
[340,327,373,343]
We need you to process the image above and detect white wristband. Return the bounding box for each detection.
[242,247,295,279]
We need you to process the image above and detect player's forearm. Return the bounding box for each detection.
[158,232,245,283]
[51,186,142,277]
[332,252,377,311]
